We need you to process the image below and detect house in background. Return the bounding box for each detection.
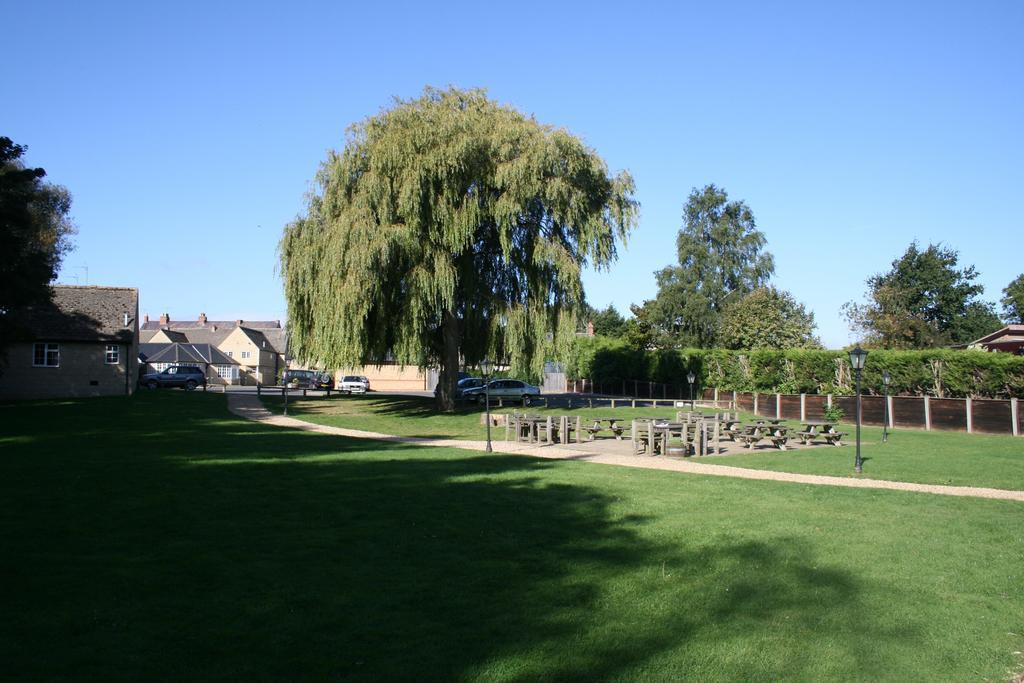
[138,342,240,384]
[967,324,1024,355]
[139,314,286,384]
[0,285,139,400]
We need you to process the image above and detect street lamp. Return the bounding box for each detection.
[882,370,891,443]
[849,346,869,473]
[480,358,493,453]
[686,371,696,405]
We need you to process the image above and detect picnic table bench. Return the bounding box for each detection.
[796,421,847,446]
[583,418,626,440]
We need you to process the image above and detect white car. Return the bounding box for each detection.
[339,375,368,394]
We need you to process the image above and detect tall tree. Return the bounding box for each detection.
[844,241,998,348]
[1002,273,1024,323]
[718,287,819,350]
[280,88,637,410]
[0,137,76,352]
[649,185,774,347]
[590,304,627,338]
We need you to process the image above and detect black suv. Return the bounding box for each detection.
[139,366,207,391]
[280,369,334,390]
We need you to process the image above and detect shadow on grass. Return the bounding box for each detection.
[0,392,905,681]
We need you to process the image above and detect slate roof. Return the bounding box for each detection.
[139,320,287,354]
[138,343,237,365]
[140,319,281,331]
[11,286,138,343]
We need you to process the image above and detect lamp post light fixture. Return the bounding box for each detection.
[882,370,891,443]
[848,346,869,473]
[480,358,493,453]
[687,371,696,405]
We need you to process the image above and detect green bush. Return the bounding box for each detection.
[566,339,1024,398]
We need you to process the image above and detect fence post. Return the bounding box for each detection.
[631,398,636,409]
[776,393,782,419]
[887,395,894,428]
[1012,398,1019,436]
[714,387,719,403]
[611,399,616,409]
[257,384,261,397]
[966,397,973,433]
[924,396,931,431]
[826,393,832,408]
[800,393,806,422]
[753,393,759,416]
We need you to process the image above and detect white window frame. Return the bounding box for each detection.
[33,343,60,368]
[216,365,239,380]
[240,350,252,359]
[105,344,120,365]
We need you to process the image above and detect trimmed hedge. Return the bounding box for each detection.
[566,337,1024,398]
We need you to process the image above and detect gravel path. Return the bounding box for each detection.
[228,394,1024,502]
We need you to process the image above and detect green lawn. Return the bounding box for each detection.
[266,394,1024,490]
[2,392,1023,681]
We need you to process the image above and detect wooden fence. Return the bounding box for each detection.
[702,388,1021,437]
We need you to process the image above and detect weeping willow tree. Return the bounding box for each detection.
[280,87,637,410]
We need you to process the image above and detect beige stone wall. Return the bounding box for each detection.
[335,364,429,392]
[0,341,135,400]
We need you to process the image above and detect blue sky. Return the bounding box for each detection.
[5,0,1022,347]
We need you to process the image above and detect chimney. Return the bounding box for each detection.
[587,321,595,337]
[159,313,169,325]
[198,312,207,324]
[144,314,149,323]
[236,319,243,327]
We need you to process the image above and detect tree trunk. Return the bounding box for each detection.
[435,310,461,412]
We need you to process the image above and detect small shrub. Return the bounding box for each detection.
[823,404,845,423]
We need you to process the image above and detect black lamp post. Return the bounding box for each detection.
[480,358,493,453]
[882,370,891,443]
[849,346,868,473]
[687,371,696,405]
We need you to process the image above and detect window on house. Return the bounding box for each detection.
[33,343,60,367]
[226,351,233,357]
[241,351,251,359]
[105,345,120,364]
[216,365,239,380]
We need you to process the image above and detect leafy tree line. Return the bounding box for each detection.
[583,185,819,351]
[568,336,1024,399]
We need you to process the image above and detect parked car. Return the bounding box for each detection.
[462,379,541,406]
[139,365,207,391]
[433,376,484,400]
[280,369,333,389]
[354,375,371,391]
[338,375,368,394]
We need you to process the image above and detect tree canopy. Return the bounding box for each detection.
[718,286,819,350]
[647,185,774,347]
[588,304,627,338]
[0,137,75,352]
[1002,273,1024,324]
[280,88,637,409]
[844,242,1000,348]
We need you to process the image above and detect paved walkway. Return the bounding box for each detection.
[227,394,1024,502]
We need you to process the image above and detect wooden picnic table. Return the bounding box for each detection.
[583,417,627,440]
[796,421,846,446]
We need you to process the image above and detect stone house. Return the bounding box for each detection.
[139,314,286,385]
[0,285,139,400]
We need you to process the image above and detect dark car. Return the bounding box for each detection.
[280,369,334,389]
[140,365,207,391]
[434,376,484,400]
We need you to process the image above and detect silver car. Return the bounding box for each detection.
[462,379,541,406]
